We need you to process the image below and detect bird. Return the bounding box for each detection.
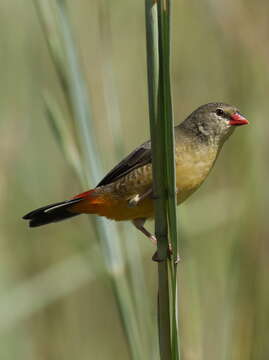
[23,102,248,254]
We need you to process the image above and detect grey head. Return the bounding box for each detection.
[179,102,249,146]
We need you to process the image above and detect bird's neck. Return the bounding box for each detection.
[178,121,234,148]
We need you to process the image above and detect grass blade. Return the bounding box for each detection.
[145,0,180,359]
[43,91,83,179]
[35,0,150,358]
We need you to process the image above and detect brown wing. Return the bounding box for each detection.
[97,141,152,187]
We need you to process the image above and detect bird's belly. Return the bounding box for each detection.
[175,147,217,203]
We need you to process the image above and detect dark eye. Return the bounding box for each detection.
[216,108,225,117]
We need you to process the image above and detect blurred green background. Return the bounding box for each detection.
[1,0,269,359]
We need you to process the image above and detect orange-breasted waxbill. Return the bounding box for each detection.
[23,103,248,248]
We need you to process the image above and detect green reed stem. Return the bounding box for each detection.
[145,0,180,359]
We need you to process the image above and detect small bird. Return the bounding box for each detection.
[23,103,248,250]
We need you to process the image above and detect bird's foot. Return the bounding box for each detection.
[152,244,180,263]
[168,243,181,264]
[152,249,169,262]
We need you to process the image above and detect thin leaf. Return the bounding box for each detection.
[43,92,84,179]
[145,0,180,359]
[36,1,148,358]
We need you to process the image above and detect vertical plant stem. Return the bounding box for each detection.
[55,3,144,358]
[158,2,180,358]
[145,0,180,359]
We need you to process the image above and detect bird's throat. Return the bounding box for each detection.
[175,139,219,203]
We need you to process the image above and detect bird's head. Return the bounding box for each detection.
[181,103,249,146]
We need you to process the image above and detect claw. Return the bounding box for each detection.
[152,250,164,262]
[152,245,181,263]
[168,243,181,264]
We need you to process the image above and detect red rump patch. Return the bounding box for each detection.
[72,189,95,200]
[72,189,106,205]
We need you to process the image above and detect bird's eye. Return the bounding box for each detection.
[216,108,225,117]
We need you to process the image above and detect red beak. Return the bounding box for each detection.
[229,112,249,126]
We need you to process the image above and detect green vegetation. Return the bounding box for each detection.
[0,1,268,359]
[145,1,179,359]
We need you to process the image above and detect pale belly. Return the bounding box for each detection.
[175,144,218,203]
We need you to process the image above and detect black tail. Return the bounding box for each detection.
[22,198,82,227]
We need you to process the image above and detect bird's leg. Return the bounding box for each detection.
[132,218,180,263]
[132,218,165,262]
[132,218,157,245]
[128,188,153,207]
